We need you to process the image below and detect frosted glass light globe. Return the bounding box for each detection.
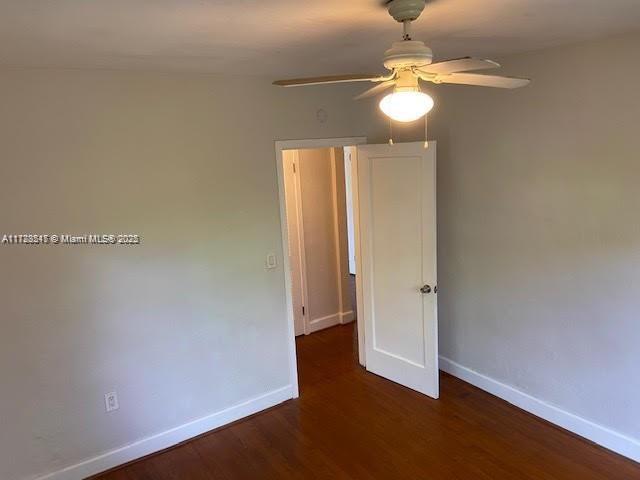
[379,90,434,122]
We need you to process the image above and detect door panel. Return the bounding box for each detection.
[357,142,438,398]
[371,155,424,365]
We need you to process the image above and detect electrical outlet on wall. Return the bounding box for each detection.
[104,391,119,412]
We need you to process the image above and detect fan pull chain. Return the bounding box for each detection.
[388,118,394,145]
[424,114,429,149]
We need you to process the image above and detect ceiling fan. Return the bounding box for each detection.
[273,0,530,123]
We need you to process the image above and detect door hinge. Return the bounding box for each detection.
[292,163,296,173]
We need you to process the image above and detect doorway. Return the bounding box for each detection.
[275,137,366,398]
[276,138,438,400]
[282,146,357,337]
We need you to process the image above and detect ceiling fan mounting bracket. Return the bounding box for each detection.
[387,0,427,23]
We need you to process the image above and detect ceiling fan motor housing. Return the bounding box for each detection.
[384,40,433,70]
[387,0,427,23]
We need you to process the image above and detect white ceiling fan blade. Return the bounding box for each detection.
[273,74,384,87]
[419,57,500,75]
[437,73,530,89]
[354,80,396,100]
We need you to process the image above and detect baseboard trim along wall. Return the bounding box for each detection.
[339,310,354,324]
[34,385,294,480]
[308,312,340,333]
[309,311,354,333]
[439,356,640,463]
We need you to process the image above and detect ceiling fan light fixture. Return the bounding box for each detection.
[272,0,530,115]
[379,88,434,123]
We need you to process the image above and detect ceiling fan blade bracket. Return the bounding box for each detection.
[375,71,397,82]
[354,80,397,100]
[414,68,437,83]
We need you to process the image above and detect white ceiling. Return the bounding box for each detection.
[1,0,639,77]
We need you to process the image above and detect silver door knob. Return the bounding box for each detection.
[420,284,432,294]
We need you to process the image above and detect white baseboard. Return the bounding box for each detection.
[308,312,341,333]
[35,385,293,480]
[439,356,640,463]
[340,310,355,324]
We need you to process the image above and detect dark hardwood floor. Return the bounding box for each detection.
[94,324,640,480]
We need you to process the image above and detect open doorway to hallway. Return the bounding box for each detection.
[280,144,361,391]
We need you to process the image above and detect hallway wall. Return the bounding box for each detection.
[287,147,353,334]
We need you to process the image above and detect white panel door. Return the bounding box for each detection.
[282,150,306,336]
[357,142,438,398]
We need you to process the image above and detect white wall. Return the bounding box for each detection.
[351,30,640,461]
[4,30,640,479]
[294,147,352,333]
[0,67,365,480]
[331,148,353,324]
[431,32,640,456]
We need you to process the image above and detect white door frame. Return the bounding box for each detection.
[275,137,367,398]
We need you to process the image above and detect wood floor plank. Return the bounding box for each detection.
[93,324,640,480]
[125,444,214,480]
